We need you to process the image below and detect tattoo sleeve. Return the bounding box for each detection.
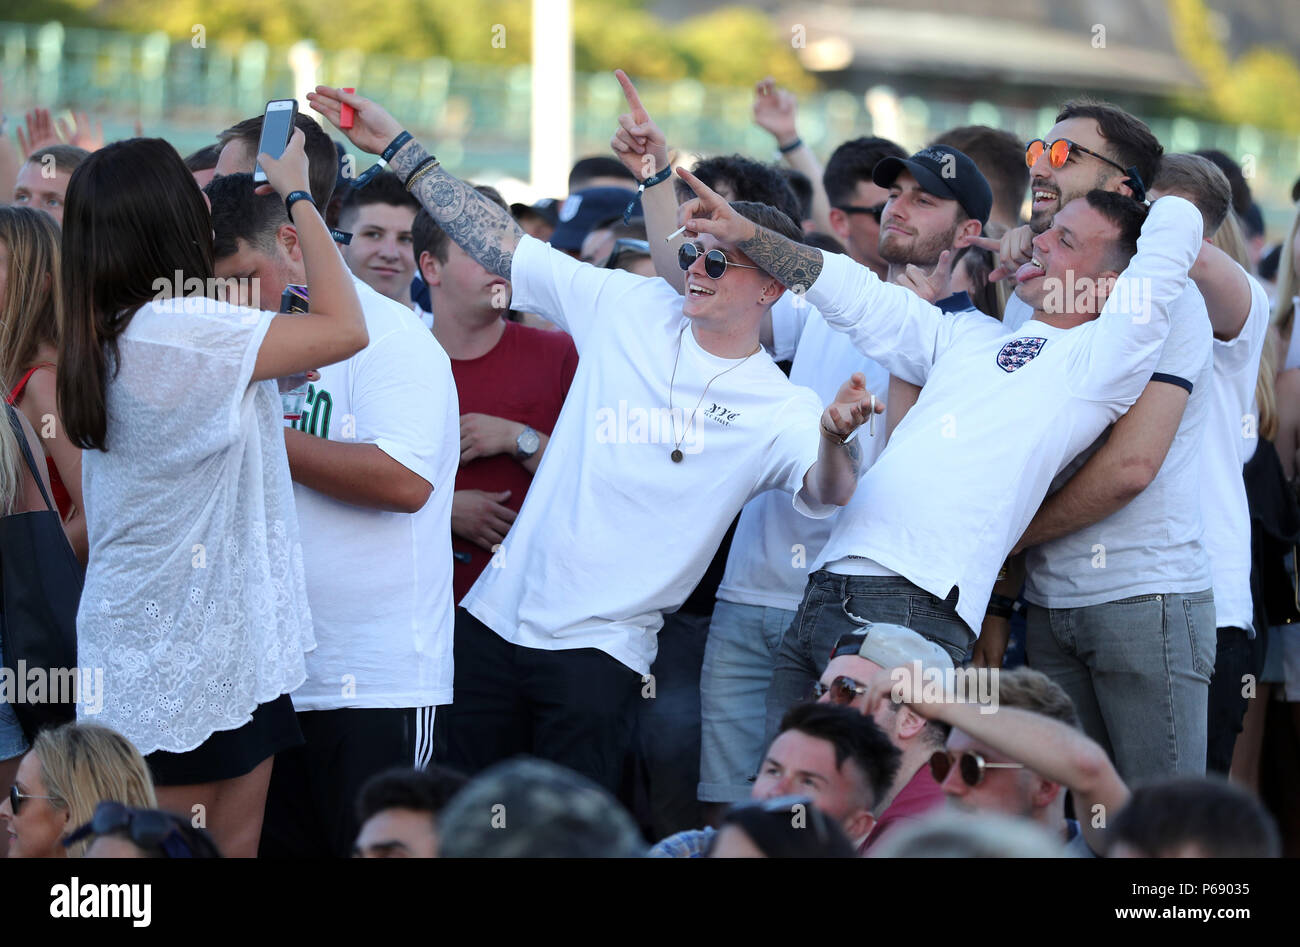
[390,142,523,281]
[738,226,824,294]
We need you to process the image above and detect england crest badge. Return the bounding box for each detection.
[996,337,1047,373]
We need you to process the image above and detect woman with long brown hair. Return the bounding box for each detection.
[56,130,366,856]
[0,206,86,564]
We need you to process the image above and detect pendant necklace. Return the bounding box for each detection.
[667,325,758,463]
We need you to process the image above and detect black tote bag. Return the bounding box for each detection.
[0,402,82,741]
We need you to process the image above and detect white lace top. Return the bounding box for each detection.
[77,297,315,756]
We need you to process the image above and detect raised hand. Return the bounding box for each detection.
[824,372,883,440]
[894,249,956,304]
[675,167,758,245]
[610,69,669,181]
[56,111,103,151]
[17,108,59,156]
[752,77,799,148]
[307,86,403,155]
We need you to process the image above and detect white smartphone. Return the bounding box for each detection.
[252,99,299,184]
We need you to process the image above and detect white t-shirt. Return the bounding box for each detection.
[804,196,1203,634]
[769,291,812,362]
[1002,292,1034,332]
[78,297,314,756]
[1199,271,1271,631]
[717,292,987,611]
[461,235,835,674]
[288,279,459,711]
[1023,284,1214,607]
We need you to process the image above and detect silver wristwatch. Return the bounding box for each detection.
[515,425,541,461]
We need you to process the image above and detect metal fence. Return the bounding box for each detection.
[3,20,1298,223]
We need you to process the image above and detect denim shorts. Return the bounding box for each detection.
[0,628,31,760]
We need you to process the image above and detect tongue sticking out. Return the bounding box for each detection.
[1015,260,1046,284]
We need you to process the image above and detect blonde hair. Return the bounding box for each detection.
[0,207,64,398]
[1213,212,1279,440]
[0,405,22,515]
[32,723,157,857]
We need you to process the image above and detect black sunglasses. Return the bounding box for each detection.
[835,203,886,223]
[929,750,1024,787]
[809,675,868,705]
[604,238,651,270]
[678,242,760,279]
[9,783,61,815]
[63,800,195,858]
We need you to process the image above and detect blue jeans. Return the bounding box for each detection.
[697,601,796,803]
[1026,590,1216,782]
[763,571,975,753]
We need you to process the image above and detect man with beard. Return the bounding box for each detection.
[975,108,1226,781]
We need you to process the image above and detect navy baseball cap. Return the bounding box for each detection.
[550,186,640,251]
[510,197,560,229]
[872,145,993,227]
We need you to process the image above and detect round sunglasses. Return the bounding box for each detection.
[677,242,759,280]
[1025,138,1128,177]
[809,675,869,705]
[929,750,1024,787]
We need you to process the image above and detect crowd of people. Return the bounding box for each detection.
[0,65,1295,859]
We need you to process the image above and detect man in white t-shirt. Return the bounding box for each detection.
[306,86,882,794]
[671,172,1203,752]
[208,172,459,856]
[698,146,995,815]
[1008,156,1266,783]
[1141,158,1274,773]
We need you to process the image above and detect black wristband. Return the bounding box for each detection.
[624,165,672,225]
[354,130,414,189]
[986,592,1017,619]
[403,155,441,190]
[284,190,315,218]
[778,137,803,154]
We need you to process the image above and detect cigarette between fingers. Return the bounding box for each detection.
[666,224,688,243]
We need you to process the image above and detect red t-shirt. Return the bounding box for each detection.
[450,321,578,602]
[859,763,947,856]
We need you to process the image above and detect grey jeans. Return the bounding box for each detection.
[763,571,975,754]
[1025,589,1216,783]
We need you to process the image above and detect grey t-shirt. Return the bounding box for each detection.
[1024,283,1214,607]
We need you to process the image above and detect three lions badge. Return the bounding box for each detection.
[996,337,1047,373]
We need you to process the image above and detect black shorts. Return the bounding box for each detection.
[146,693,303,786]
[259,705,438,858]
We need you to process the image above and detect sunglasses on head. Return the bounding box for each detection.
[9,783,61,815]
[929,750,1025,787]
[809,675,868,705]
[677,242,759,280]
[835,203,886,223]
[63,800,195,858]
[604,237,651,270]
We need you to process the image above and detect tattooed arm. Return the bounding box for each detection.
[307,86,522,280]
[390,142,522,280]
